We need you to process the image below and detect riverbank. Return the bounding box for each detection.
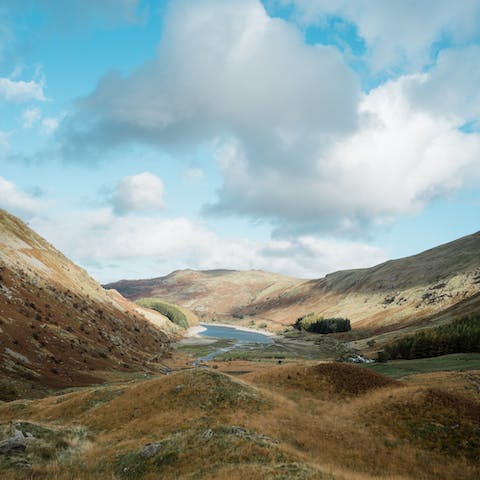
[184,324,207,337]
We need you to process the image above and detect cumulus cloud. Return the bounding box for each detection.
[0,176,45,217]
[58,0,359,158]
[21,107,41,128]
[278,0,480,70]
[404,46,480,124]
[31,209,387,282]
[111,172,164,215]
[206,70,480,234]
[53,0,480,237]
[0,77,45,102]
[41,117,59,135]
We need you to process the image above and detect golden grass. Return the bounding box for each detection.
[0,363,478,479]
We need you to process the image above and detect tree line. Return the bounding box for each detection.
[294,313,351,333]
[378,314,480,361]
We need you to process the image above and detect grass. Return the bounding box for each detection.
[175,338,235,358]
[0,421,91,473]
[136,298,191,328]
[363,353,480,378]
[174,330,353,363]
[0,364,479,479]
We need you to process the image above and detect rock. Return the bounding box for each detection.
[13,429,25,441]
[174,384,184,394]
[229,426,247,436]
[0,430,26,454]
[140,442,161,459]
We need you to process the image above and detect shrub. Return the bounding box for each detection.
[137,299,188,329]
[294,314,351,334]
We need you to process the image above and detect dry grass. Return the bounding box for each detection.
[0,363,478,479]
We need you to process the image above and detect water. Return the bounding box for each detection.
[195,323,273,364]
[199,323,273,344]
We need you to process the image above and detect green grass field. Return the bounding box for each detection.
[363,353,480,378]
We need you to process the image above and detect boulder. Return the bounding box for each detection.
[140,442,161,459]
[0,429,26,454]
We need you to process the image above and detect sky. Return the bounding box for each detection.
[1,0,480,283]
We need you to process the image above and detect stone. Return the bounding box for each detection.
[201,428,214,440]
[140,442,161,459]
[0,430,26,454]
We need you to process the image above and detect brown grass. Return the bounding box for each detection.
[0,363,478,480]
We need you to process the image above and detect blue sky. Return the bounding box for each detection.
[1,0,479,282]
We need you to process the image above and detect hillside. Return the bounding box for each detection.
[106,269,303,321]
[107,232,480,339]
[0,209,174,401]
[0,363,478,479]
[242,232,480,334]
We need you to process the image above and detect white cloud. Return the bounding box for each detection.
[55,0,480,237]
[21,107,41,128]
[279,0,480,70]
[60,0,359,157]
[111,172,164,215]
[0,176,45,218]
[41,117,59,135]
[209,73,480,233]
[404,46,480,123]
[0,77,45,102]
[31,209,387,282]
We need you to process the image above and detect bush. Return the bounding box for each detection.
[378,314,480,361]
[137,299,188,329]
[294,314,351,334]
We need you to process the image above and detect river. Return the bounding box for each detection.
[194,323,273,363]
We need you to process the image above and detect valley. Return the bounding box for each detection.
[0,208,479,480]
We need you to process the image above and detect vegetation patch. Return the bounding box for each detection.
[294,314,351,334]
[364,353,480,378]
[311,363,399,396]
[0,421,90,474]
[176,369,266,411]
[365,388,480,460]
[113,426,298,479]
[378,314,480,361]
[136,298,189,329]
[176,337,235,358]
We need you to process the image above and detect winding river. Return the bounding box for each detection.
[195,323,273,363]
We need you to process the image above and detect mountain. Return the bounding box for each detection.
[106,269,304,319]
[107,232,480,343]
[0,209,174,401]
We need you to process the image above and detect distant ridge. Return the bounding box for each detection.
[107,231,480,349]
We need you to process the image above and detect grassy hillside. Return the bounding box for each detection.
[0,209,172,401]
[105,269,304,330]
[0,364,478,479]
[106,232,480,345]
[136,298,199,328]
